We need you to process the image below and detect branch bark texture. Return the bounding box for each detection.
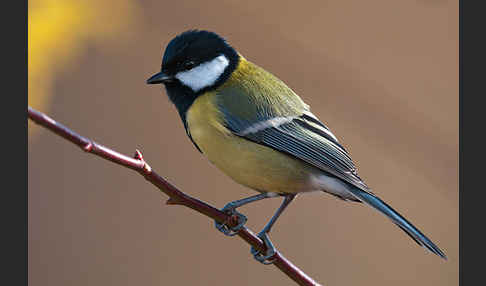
[28,106,322,286]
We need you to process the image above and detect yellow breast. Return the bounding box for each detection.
[185,93,319,194]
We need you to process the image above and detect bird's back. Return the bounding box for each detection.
[185,58,330,194]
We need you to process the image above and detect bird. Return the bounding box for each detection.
[146,29,446,263]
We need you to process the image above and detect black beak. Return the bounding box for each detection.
[146,72,173,84]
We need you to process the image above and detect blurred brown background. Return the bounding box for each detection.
[28,0,458,285]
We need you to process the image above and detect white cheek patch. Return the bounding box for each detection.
[175,55,230,92]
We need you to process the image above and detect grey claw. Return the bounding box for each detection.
[214,204,247,236]
[250,232,277,265]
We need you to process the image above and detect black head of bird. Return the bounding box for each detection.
[147,30,240,119]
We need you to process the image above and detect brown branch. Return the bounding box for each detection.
[28,106,322,286]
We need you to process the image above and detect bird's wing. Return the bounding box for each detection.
[215,73,447,259]
[215,83,370,192]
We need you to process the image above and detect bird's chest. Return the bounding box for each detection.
[185,94,250,171]
[185,94,317,193]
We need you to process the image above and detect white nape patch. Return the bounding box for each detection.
[175,54,229,92]
[303,111,339,142]
[240,116,295,135]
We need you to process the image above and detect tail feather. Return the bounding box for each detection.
[346,187,447,260]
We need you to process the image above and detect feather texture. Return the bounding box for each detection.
[215,58,369,192]
[210,58,446,259]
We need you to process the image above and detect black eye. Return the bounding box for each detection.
[184,61,196,70]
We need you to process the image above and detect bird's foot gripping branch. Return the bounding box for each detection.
[28,106,322,286]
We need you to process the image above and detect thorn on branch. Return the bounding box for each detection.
[133,149,152,175]
[133,149,144,160]
[83,142,93,152]
[166,197,180,205]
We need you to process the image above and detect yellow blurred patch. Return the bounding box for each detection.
[28,0,140,136]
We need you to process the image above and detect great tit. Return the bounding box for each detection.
[147,30,446,263]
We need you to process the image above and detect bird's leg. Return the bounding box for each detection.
[215,193,274,236]
[251,194,296,265]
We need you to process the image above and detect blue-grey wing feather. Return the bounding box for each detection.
[215,87,447,259]
[214,77,369,191]
[218,105,368,190]
[242,117,370,191]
